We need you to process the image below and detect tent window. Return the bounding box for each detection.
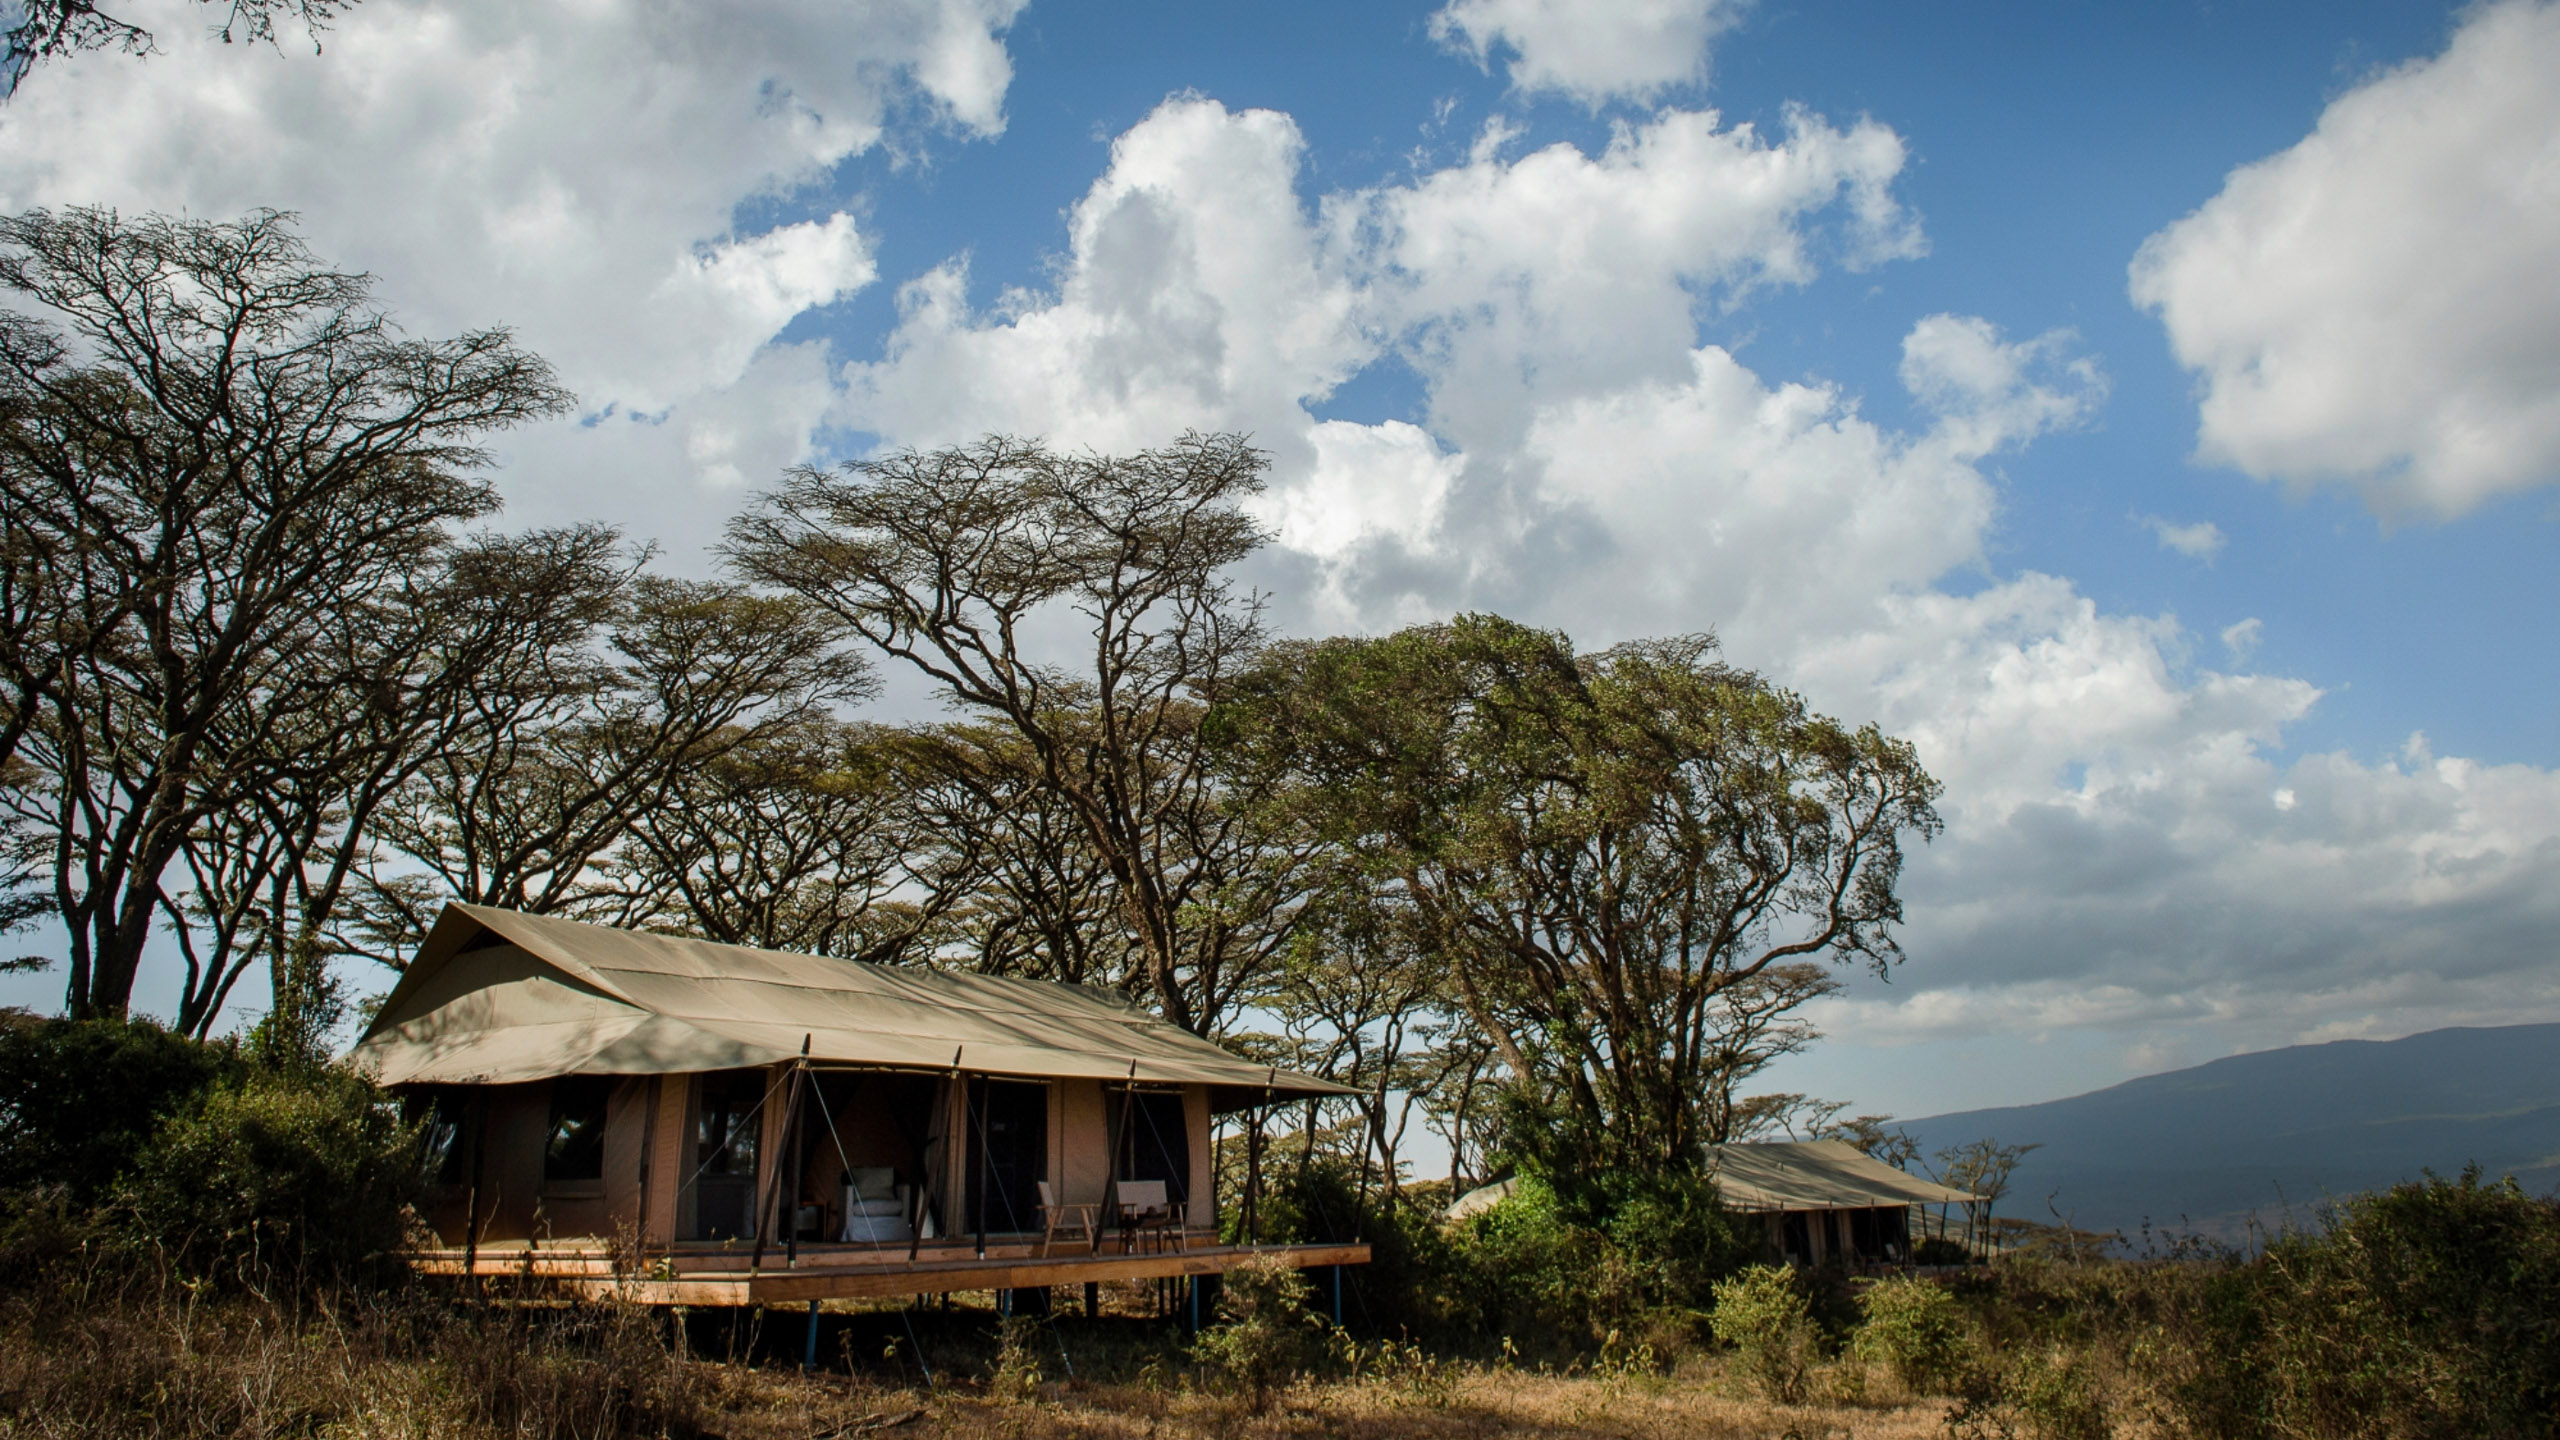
[1115,1090,1190,1209]
[544,1077,610,1183]
[409,1088,470,1185]
[696,1072,762,1178]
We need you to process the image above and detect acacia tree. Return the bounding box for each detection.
[897,721,1129,983]
[0,207,570,1020]
[167,524,626,1043]
[4,0,355,94]
[351,575,871,963]
[724,433,1304,1036]
[1221,613,1942,1178]
[589,715,961,961]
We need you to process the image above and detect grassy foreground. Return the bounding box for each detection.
[0,1281,1969,1440]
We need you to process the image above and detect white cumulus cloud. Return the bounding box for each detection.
[0,0,1022,544]
[1427,0,1749,107]
[835,102,2560,1085]
[841,97,1366,462]
[2220,617,2263,660]
[1346,106,1923,454]
[2143,516,2227,560]
[2130,0,2560,519]
[840,95,1927,629]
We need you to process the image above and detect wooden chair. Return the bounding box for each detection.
[1112,1179,1186,1254]
[1036,1181,1101,1257]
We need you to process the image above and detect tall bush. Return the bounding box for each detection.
[2176,1168,2560,1438]
[0,1013,243,1203]
[1709,1264,1817,1404]
[116,1069,422,1288]
[1250,1153,1463,1338]
[1854,1274,1975,1395]
[1191,1251,1326,1413]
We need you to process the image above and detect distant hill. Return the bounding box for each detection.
[1895,1024,2560,1240]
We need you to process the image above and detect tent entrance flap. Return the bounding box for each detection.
[966,1078,1048,1237]
[689,1071,764,1241]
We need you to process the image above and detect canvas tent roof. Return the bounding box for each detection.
[349,904,1353,1107]
[1705,1140,1983,1211]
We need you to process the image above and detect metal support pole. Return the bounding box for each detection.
[784,1050,809,1268]
[1187,1275,1200,1335]
[971,1078,988,1260]
[803,1299,821,1371]
[1332,1266,1342,1327]
[463,1092,487,1298]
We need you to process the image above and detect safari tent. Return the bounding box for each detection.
[1705,1139,1983,1267]
[350,904,1367,1306]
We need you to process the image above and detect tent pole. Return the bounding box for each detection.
[971,1076,987,1260]
[783,1037,813,1268]
[909,1046,962,1263]
[749,1067,779,1273]
[1108,1058,1138,1247]
[463,1091,486,1300]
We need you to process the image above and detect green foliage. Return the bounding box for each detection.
[2006,1346,2110,1440]
[1590,1167,1756,1310]
[1708,1264,1817,1404]
[988,1312,1044,1405]
[115,1068,423,1288]
[1330,1330,1462,1408]
[1219,614,1942,1179]
[0,1013,245,1204]
[1452,1174,1616,1340]
[1437,1166,1753,1349]
[1250,1153,1465,1337]
[1190,1251,1326,1413]
[2172,1167,2560,1439]
[1854,1275,1976,1396]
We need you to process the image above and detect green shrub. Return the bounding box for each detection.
[2174,1168,2560,1439]
[1249,1155,1463,1340]
[115,1068,422,1288]
[0,1014,244,1204]
[1450,1174,1616,1340]
[1854,1274,1975,1395]
[1708,1264,1816,1404]
[988,1312,1044,1405]
[1191,1250,1326,1412]
[1595,1167,1755,1311]
[2008,1345,2109,1440]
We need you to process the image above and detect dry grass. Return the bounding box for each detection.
[628,1361,1963,1440]
[0,1280,1985,1440]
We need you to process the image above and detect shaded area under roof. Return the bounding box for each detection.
[349,904,1352,1108]
[1706,1140,1984,1211]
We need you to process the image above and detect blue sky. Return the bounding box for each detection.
[2,0,2556,1119]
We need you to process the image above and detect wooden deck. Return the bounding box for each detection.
[410,1236,1372,1306]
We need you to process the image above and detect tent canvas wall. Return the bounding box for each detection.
[360,905,1350,1251]
[1705,1139,1983,1266]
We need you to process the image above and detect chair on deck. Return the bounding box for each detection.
[1036,1181,1101,1257]
[1112,1179,1185,1253]
[839,1166,913,1245]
